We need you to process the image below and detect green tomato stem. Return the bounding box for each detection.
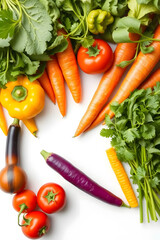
[18,203,28,226]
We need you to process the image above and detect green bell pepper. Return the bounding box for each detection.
[87,9,114,35]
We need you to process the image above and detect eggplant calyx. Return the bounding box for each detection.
[40,150,52,161]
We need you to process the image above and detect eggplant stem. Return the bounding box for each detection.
[41,150,51,161]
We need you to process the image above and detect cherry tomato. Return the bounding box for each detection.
[21,211,50,239]
[12,189,37,213]
[77,39,114,74]
[37,183,66,214]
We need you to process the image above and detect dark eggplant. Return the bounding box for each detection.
[41,150,128,207]
[0,119,27,193]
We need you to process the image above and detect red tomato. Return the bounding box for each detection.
[77,39,114,74]
[21,211,50,239]
[37,183,66,214]
[12,189,37,213]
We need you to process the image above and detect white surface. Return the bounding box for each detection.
[0,46,160,240]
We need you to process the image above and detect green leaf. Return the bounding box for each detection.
[11,0,53,55]
[128,0,159,25]
[102,0,128,17]
[105,114,114,127]
[136,166,146,180]
[123,128,140,143]
[48,36,68,55]
[112,17,142,43]
[150,177,160,188]
[141,124,156,140]
[0,10,17,39]
[100,128,114,138]
[109,101,119,113]
[81,35,94,48]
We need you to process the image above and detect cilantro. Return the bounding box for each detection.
[101,83,160,222]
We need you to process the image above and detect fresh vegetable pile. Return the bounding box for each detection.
[101,83,160,223]
[1,1,160,237]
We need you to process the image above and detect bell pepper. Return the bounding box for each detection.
[87,9,114,35]
[0,76,45,120]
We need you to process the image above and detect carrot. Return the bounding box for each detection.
[74,33,140,137]
[0,103,8,136]
[38,69,56,104]
[22,118,38,137]
[106,147,138,208]
[139,68,160,89]
[56,30,81,103]
[46,56,66,117]
[87,25,160,128]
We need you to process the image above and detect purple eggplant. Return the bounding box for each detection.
[41,150,128,207]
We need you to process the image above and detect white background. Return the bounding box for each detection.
[0,43,160,240]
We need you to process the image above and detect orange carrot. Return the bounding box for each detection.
[38,69,56,104]
[56,30,81,103]
[22,118,38,137]
[139,68,160,89]
[0,103,8,136]
[87,25,160,129]
[46,56,66,117]
[106,147,138,208]
[74,34,140,137]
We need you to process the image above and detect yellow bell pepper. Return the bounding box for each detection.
[0,76,45,120]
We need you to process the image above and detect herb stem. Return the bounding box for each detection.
[146,179,157,222]
[138,182,143,223]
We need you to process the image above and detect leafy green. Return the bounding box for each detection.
[102,0,128,17]
[101,83,160,222]
[0,0,68,87]
[128,0,160,25]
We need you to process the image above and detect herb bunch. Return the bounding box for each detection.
[101,83,160,222]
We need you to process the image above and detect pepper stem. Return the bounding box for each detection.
[11,85,28,102]
[40,150,52,161]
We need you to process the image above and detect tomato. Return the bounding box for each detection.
[21,211,50,239]
[77,39,114,74]
[37,183,66,214]
[12,189,37,213]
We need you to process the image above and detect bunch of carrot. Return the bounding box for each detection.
[74,24,160,137]
[39,29,81,117]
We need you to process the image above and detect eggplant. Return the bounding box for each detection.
[41,150,128,207]
[0,119,27,193]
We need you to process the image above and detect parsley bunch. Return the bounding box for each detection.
[101,83,160,222]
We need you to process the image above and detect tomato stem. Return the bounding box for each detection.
[45,190,58,204]
[39,226,47,237]
[18,203,29,226]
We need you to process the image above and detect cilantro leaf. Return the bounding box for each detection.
[136,166,146,181]
[100,128,114,138]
